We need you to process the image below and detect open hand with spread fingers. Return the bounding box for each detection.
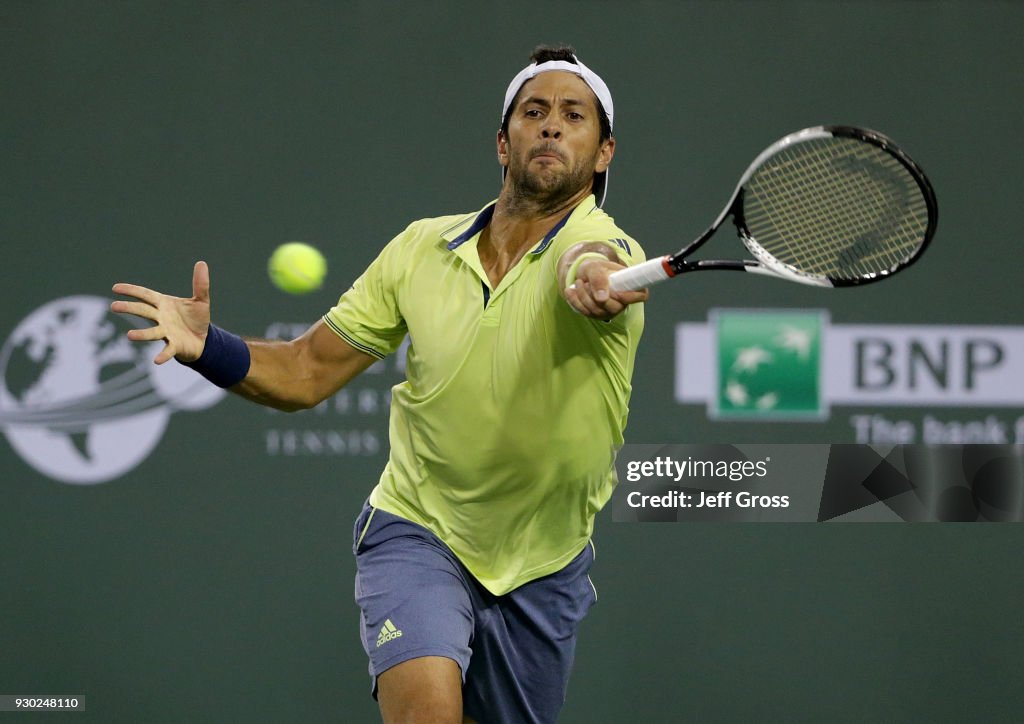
[111,261,213,364]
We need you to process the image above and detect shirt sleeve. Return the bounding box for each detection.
[546,215,647,330]
[322,228,410,359]
[547,215,645,272]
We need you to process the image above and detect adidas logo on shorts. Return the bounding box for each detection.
[376,619,403,648]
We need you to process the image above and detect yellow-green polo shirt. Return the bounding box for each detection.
[324,194,644,594]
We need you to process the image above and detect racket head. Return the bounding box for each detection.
[733,126,938,287]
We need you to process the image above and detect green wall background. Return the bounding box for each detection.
[3,2,1023,721]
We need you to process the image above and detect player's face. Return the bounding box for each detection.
[500,71,614,202]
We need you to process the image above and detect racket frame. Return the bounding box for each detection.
[608,125,938,292]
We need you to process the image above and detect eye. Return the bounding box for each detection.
[567,111,584,121]
[524,108,543,118]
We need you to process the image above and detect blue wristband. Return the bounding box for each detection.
[183,324,251,388]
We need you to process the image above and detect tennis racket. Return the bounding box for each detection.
[609,125,937,291]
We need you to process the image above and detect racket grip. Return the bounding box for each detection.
[608,257,673,292]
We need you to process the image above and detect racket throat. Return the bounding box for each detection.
[683,259,757,273]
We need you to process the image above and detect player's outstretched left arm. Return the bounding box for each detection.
[559,242,649,320]
[112,261,378,412]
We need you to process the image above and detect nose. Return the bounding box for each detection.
[541,117,562,139]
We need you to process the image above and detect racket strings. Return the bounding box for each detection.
[756,150,921,275]
[751,145,915,272]
[743,137,930,280]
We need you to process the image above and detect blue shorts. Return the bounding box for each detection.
[352,500,598,724]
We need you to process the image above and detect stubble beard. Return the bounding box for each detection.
[504,145,599,217]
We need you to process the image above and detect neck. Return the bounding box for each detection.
[476,186,587,289]
[497,182,589,220]
[488,183,590,254]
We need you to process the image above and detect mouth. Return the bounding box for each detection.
[531,151,564,163]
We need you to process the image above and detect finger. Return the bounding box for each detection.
[126,326,166,342]
[574,280,609,317]
[192,261,210,303]
[153,341,175,365]
[111,283,161,305]
[577,263,612,303]
[611,288,650,306]
[563,284,589,316]
[110,300,159,321]
[587,292,624,318]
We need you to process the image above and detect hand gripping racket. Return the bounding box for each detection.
[609,126,937,291]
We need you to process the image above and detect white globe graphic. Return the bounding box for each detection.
[0,295,224,484]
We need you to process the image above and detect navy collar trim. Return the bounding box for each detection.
[529,208,572,255]
[446,203,496,250]
[445,203,575,255]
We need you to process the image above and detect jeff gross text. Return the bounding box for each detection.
[623,456,790,509]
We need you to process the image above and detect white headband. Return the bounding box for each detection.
[501,56,614,131]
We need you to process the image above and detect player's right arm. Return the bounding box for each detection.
[112,261,377,412]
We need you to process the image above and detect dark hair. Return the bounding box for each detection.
[501,44,612,142]
[530,44,577,65]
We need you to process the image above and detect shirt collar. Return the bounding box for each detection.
[444,201,496,250]
[442,195,597,255]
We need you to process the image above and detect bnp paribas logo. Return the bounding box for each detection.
[677,310,1022,420]
[712,310,826,420]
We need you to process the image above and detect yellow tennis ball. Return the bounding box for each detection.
[268,242,327,294]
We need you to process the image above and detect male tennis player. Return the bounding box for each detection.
[112,45,647,723]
